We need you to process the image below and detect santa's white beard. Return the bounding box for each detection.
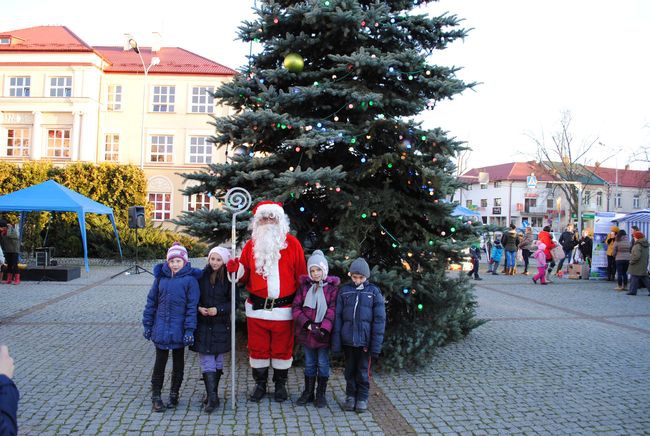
[252,223,287,277]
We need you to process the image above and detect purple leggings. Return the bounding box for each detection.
[199,353,224,372]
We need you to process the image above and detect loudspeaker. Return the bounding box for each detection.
[128,206,146,229]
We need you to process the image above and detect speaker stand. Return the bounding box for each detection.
[111,227,152,278]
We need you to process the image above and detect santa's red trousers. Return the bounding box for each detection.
[247,317,294,369]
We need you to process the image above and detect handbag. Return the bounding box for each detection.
[550,244,565,263]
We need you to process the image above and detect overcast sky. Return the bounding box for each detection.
[4,0,650,171]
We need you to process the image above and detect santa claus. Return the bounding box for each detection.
[227,201,306,402]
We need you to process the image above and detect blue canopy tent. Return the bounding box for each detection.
[452,205,482,219]
[615,209,650,237]
[0,180,123,271]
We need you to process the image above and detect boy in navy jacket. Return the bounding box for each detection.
[332,258,386,413]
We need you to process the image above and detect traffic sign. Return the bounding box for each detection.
[526,174,537,189]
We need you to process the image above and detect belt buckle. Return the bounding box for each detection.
[263,297,275,311]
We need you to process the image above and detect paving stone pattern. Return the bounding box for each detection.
[1,262,649,434]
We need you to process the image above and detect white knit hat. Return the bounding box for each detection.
[208,246,231,264]
[307,249,329,278]
[166,242,189,265]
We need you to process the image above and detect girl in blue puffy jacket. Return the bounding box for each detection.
[142,242,201,412]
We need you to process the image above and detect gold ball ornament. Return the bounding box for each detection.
[283,53,304,73]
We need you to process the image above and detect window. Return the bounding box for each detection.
[47,129,71,158]
[186,193,211,212]
[6,128,30,157]
[633,195,640,209]
[104,134,119,161]
[465,200,472,208]
[190,86,214,113]
[149,192,172,221]
[494,198,501,206]
[480,199,488,208]
[582,191,591,205]
[547,198,554,209]
[596,192,603,207]
[9,77,30,96]
[0,38,10,45]
[480,184,487,190]
[49,77,72,97]
[107,85,122,111]
[152,86,175,112]
[614,192,622,208]
[188,136,212,164]
[493,181,501,188]
[150,135,174,162]
[647,192,650,208]
[530,217,544,227]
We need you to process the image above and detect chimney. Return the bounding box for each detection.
[624,164,630,171]
[151,32,161,53]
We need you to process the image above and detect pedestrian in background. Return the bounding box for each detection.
[501,223,520,275]
[0,345,18,436]
[519,227,536,275]
[538,226,557,282]
[531,241,548,285]
[556,224,578,275]
[142,242,201,412]
[627,231,650,296]
[468,244,482,280]
[487,239,503,275]
[292,250,339,408]
[612,230,631,291]
[0,220,20,285]
[189,246,233,413]
[606,226,619,281]
[578,230,593,266]
[332,258,385,414]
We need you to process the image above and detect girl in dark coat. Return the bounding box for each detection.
[142,242,201,412]
[292,250,339,408]
[189,246,233,413]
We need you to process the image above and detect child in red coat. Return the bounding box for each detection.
[292,250,339,408]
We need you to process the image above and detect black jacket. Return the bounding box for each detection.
[189,266,233,355]
[559,231,577,251]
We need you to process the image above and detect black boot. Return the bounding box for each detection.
[249,367,268,402]
[273,368,289,402]
[151,372,165,413]
[314,376,329,408]
[203,372,218,413]
[167,369,183,409]
[296,375,316,405]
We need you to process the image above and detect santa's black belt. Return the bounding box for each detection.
[249,293,296,311]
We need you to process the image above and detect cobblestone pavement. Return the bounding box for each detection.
[2,262,649,435]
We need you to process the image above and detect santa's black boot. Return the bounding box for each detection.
[273,368,289,402]
[249,367,268,402]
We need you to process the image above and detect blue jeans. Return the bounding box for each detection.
[505,250,516,268]
[556,248,572,272]
[303,346,330,378]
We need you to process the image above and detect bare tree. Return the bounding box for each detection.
[527,111,600,221]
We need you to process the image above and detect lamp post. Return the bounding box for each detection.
[126,36,159,169]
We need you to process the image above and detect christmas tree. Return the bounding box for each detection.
[177,0,482,369]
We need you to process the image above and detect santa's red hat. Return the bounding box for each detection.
[252,200,284,217]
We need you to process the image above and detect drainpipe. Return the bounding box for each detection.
[507,181,513,225]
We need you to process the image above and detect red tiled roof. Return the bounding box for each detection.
[94,46,237,76]
[0,26,237,76]
[460,162,556,183]
[585,166,650,188]
[0,26,93,52]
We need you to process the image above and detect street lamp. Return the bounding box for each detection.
[125,35,160,169]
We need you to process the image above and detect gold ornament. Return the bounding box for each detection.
[283,53,304,73]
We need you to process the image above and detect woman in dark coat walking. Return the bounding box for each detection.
[190,246,234,413]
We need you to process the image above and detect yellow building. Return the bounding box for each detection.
[0,26,236,228]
